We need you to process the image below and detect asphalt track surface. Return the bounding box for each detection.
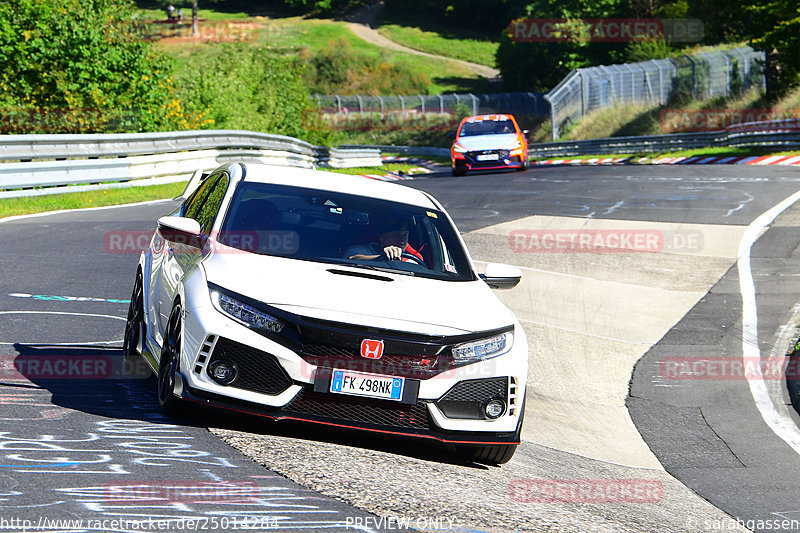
[408,165,800,532]
[0,206,410,532]
[2,164,800,532]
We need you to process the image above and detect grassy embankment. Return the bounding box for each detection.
[529,84,800,162]
[150,11,490,96]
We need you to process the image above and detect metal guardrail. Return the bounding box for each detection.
[339,144,450,158]
[343,119,800,160]
[0,130,381,196]
[528,119,800,157]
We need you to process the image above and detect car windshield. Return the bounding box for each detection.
[459,119,516,137]
[218,182,476,282]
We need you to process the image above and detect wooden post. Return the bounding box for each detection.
[191,1,199,37]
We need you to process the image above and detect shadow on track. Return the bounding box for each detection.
[6,344,489,469]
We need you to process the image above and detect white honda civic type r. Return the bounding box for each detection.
[123,162,528,464]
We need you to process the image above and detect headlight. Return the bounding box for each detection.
[452,142,468,153]
[452,331,513,363]
[211,291,284,333]
[508,140,522,150]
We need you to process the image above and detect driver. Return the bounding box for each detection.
[344,215,424,264]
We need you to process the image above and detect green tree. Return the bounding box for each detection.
[745,1,800,101]
[0,0,204,133]
[687,0,800,100]
[497,0,628,91]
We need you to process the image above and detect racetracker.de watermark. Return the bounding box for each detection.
[103,481,259,503]
[509,18,703,42]
[104,230,300,255]
[509,479,664,503]
[659,357,800,381]
[0,354,150,380]
[313,111,460,133]
[508,229,703,254]
[138,21,262,42]
[660,108,800,133]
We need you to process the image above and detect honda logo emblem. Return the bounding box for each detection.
[360,339,384,360]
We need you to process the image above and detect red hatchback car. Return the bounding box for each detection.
[450,114,529,176]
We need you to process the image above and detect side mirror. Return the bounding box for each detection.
[158,216,205,249]
[523,130,529,136]
[480,263,522,289]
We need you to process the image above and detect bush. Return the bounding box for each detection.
[174,42,335,144]
[303,39,430,95]
[0,0,204,133]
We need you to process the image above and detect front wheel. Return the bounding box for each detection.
[452,167,466,177]
[158,303,186,416]
[122,270,146,372]
[456,444,518,465]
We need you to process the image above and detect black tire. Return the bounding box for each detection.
[518,158,529,171]
[158,303,186,416]
[452,167,466,177]
[456,444,518,465]
[122,270,146,375]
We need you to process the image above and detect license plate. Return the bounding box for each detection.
[476,153,499,161]
[330,370,404,401]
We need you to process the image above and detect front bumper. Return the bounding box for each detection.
[178,280,528,442]
[452,150,525,171]
[178,373,525,445]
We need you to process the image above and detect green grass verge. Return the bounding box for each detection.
[320,163,420,176]
[375,24,498,68]
[0,183,186,219]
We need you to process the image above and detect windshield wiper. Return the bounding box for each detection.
[323,260,416,276]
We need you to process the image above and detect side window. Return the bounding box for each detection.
[195,174,230,234]
[184,173,219,221]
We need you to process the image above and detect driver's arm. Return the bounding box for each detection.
[349,245,403,261]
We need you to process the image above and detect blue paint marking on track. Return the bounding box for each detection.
[9,293,129,304]
[0,462,81,468]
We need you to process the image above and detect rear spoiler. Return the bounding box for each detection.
[173,169,210,202]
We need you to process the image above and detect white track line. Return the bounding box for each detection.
[739,190,800,453]
[0,198,173,225]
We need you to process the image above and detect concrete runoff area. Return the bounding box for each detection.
[466,215,748,468]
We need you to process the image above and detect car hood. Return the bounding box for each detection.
[202,251,516,336]
[455,134,520,151]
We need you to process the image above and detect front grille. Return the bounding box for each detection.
[284,387,430,429]
[302,343,359,359]
[207,338,292,396]
[466,149,510,161]
[297,320,447,378]
[436,377,508,420]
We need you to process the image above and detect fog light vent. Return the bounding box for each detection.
[195,335,218,374]
[509,376,519,416]
[436,377,508,420]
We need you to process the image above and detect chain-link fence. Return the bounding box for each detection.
[546,46,765,139]
[311,92,549,133]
